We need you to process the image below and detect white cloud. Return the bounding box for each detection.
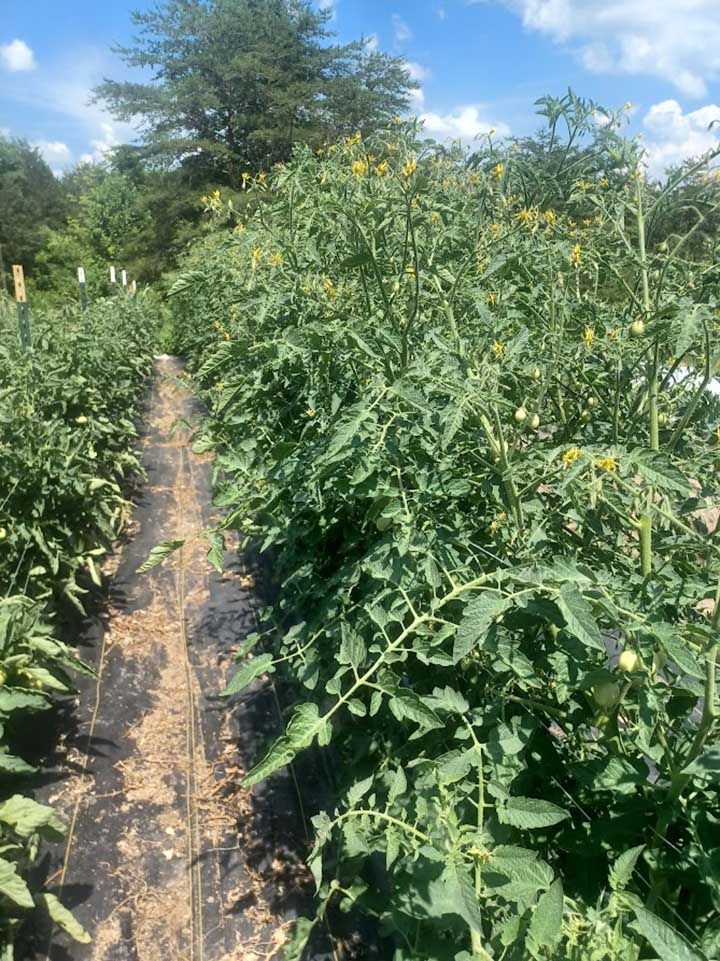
[364,33,379,53]
[79,121,124,165]
[641,99,720,178]
[393,14,413,45]
[32,139,71,166]
[420,105,511,143]
[0,39,36,72]
[0,127,10,138]
[406,62,428,110]
[318,0,337,20]
[436,6,447,19]
[473,0,720,97]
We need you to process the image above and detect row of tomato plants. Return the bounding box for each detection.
[0,294,158,953]
[166,95,720,960]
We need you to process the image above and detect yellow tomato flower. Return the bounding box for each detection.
[270,253,284,266]
[492,162,504,179]
[374,159,389,177]
[491,339,505,358]
[352,159,369,178]
[431,211,440,226]
[251,247,264,269]
[491,223,500,238]
[490,511,507,533]
[563,447,581,467]
[403,159,417,178]
[487,291,497,306]
[583,326,595,349]
[345,131,362,147]
[596,456,619,472]
[544,209,556,225]
[572,243,582,267]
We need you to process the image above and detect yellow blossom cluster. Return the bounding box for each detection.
[200,189,222,210]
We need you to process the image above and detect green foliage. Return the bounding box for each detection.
[0,138,66,274]
[32,171,152,304]
[94,0,416,185]
[0,294,158,956]
[167,93,719,958]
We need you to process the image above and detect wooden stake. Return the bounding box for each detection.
[78,266,88,310]
[12,264,31,348]
[12,264,26,303]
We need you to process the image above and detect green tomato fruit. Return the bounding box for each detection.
[580,410,592,423]
[657,412,668,427]
[587,396,598,409]
[618,650,640,673]
[514,406,528,423]
[0,528,6,541]
[593,680,620,711]
[531,367,541,380]
[630,319,645,337]
[528,414,540,430]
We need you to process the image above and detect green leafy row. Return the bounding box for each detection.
[0,294,158,954]
[169,93,720,960]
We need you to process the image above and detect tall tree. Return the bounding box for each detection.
[0,138,66,275]
[94,0,416,186]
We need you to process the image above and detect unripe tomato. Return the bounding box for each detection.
[529,414,540,430]
[0,528,6,541]
[514,407,528,423]
[618,650,640,673]
[657,412,668,427]
[580,410,592,423]
[593,680,620,710]
[587,397,598,409]
[630,319,645,337]
[75,415,88,425]
[531,367,541,381]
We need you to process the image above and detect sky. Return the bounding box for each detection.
[1,0,719,179]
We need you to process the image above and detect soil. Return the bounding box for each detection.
[19,358,331,961]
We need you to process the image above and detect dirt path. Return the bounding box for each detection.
[25,358,314,961]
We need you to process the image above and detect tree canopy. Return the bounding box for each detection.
[94,0,416,186]
[0,138,66,278]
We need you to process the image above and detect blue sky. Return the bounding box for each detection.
[1,0,719,178]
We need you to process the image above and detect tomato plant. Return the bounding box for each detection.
[0,293,158,955]
[169,93,720,960]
